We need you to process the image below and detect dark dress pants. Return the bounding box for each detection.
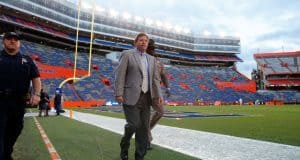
[120,92,151,160]
[0,99,25,160]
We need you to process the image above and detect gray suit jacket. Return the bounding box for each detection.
[115,49,162,105]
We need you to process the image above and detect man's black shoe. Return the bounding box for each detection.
[120,155,128,160]
[120,151,128,160]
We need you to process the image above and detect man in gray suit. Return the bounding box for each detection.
[115,33,162,160]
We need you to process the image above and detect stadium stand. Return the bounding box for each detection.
[253,51,300,103]
[1,0,299,106]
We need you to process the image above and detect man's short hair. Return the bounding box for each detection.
[147,39,155,51]
[134,33,149,43]
[148,39,155,47]
[146,39,156,55]
[3,32,21,40]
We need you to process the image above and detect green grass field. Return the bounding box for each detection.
[74,105,300,146]
[14,115,198,160]
[14,105,300,160]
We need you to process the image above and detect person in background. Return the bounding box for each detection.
[38,88,50,117]
[146,39,171,149]
[54,91,62,116]
[0,32,41,160]
[239,98,243,105]
[115,33,163,160]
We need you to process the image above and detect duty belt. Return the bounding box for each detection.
[0,90,25,100]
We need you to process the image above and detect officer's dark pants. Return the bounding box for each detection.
[0,98,25,160]
[120,92,151,160]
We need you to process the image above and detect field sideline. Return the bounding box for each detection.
[75,105,300,146]
[14,112,199,160]
[13,105,300,160]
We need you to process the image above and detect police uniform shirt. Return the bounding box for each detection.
[0,50,40,95]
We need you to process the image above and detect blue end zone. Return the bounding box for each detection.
[163,111,243,118]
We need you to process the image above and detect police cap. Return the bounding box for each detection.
[3,32,21,40]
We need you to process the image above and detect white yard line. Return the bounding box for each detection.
[33,117,62,160]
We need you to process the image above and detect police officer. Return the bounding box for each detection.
[0,32,41,160]
[38,88,50,117]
